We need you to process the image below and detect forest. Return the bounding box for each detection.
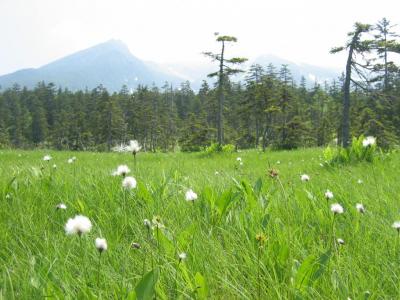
[0,19,399,152]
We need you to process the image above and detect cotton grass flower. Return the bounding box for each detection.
[43,155,52,161]
[52,164,57,169]
[357,179,363,184]
[236,157,242,162]
[114,165,130,177]
[185,189,198,202]
[324,190,334,200]
[392,221,400,232]
[178,252,187,261]
[56,203,67,210]
[95,238,108,253]
[122,176,137,189]
[65,215,92,236]
[144,219,151,228]
[300,174,310,182]
[126,140,141,154]
[337,238,345,245]
[362,136,376,147]
[330,203,344,214]
[356,203,365,214]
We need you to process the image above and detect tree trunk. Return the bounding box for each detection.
[342,43,355,148]
[217,42,225,146]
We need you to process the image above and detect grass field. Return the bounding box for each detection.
[1,148,399,299]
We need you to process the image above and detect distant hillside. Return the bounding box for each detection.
[0,39,185,91]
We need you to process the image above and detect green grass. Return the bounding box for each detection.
[0,148,399,299]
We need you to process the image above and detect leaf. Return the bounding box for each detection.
[75,199,85,213]
[134,269,159,300]
[295,251,331,293]
[253,178,263,196]
[194,272,208,299]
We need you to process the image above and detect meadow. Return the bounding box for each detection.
[0,148,399,299]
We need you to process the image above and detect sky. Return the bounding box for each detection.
[0,0,399,76]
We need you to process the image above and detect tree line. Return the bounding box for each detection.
[0,18,399,151]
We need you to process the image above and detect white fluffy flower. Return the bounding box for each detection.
[337,238,345,245]
[65,215,92,236]
[215,171,219,175]
[324,190,334,200]
[301,174,310,182]
[331,203,344,214]
[122,176,137,189]
[68,158,74,164]
[185,189,198,201]
[392,221,400,231]
[52,164,57,169]
[112,144,126,152]
[357,179,363,184]
[362,136,376,147]
[236,157,242,162]
[56,203,67,210]
[144,219,151,228]
[178,252,187,260]
[95,238,108,253]
[114,165,131,176]
[126,140,141,154]
[43,155,52,161]
[356,203,365,213]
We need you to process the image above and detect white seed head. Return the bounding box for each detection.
[178,252,187,260]
[331,203,344,214]
[301,174,310,182]
[356,203,365,213]
[127,140,141,154]
[65,215,92,236]
[115,165,131,176]
[357,179,363,184]
[144,219,151,228]
[67,158,74,164]
[392,221,400,230]
[362,136,376,147]
[95,238,108,252]
[324,190,334,200]
[337,238,345,245]
[43,155,52,161]
[52,164,57,169]
[236,157,242,162]
[56,203,67,210]
[122,176,137,189]
[185,189,198,201]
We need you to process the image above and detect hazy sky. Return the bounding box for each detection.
[0,0,399,75]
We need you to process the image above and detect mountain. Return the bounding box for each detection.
[0,41,341,92]
[0,39,185,91]
[252,54,341,85]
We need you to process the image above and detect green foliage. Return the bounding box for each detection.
[325,135,378,165]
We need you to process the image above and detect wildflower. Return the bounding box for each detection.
[362,136,376,147]
[126,140,141,155]
[5,194,11,200]
[215,171,219,175]
[255,233,267,245]
[331,203,344,214]
[144,219,151,228]
[152,215,165,229]
[56,203,67,210]
[301,174,310,182]
[67,158,74,164]
[95,238,108,253]
[52,164,57,169]
[337,238,345,245]
[276,160,281,164]
[178,252,187,261]
[357,179,363,184]
[131,242,141,249]
[236,157,242,162]
[122,176,137,189]
[185,189,198,202]
[356,203,365,214]
[114,165,131,177]
[324,190,334,200]
[65,215,92,236]
[268,168,279,178]
[43,155,52,161]
[392,221,400,232]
